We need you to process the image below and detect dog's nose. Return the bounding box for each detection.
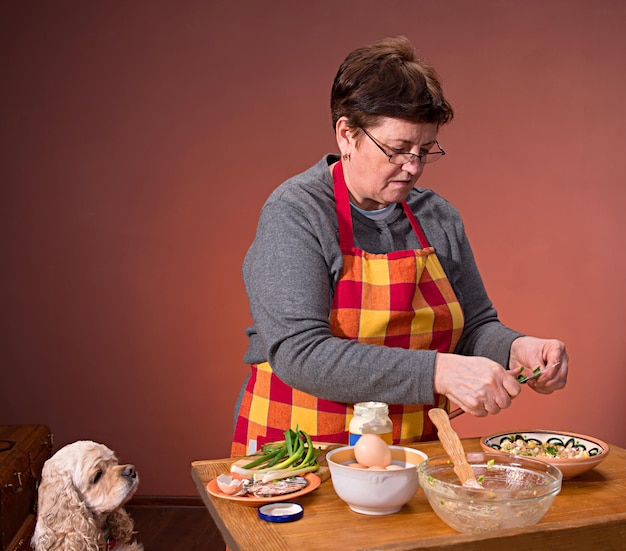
[122,464,137,479]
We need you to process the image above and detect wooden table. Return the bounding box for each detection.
[191,438,626,550]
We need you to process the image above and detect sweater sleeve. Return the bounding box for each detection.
[415,193,524,367]
[449,232,524,368]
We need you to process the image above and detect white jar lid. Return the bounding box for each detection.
[257,502,304,523]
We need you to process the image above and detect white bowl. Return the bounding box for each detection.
[326,445,427,515]
[480,430,610,479]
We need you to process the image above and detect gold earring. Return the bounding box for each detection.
[342,154,350,161]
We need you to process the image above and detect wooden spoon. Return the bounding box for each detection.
[428,408,481,488]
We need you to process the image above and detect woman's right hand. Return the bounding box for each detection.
[433,353,521,417]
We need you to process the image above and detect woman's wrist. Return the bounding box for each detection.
[433,352,452,396]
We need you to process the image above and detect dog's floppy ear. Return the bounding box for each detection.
[32,464,99,550]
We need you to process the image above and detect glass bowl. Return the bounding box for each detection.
[417,452,562,533]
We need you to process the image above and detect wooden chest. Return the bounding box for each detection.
[0,425,53,551]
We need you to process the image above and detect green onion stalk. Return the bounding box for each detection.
[231,427,321,482]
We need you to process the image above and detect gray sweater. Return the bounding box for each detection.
[241,155,522,406]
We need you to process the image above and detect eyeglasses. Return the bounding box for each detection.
[360,127,446,165]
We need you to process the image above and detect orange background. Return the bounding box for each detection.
[2,1,625,496]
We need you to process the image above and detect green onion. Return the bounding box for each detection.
[232,427,321,481]
[285,428,294,456]
[240,446,284,469]
[516,365,542,383]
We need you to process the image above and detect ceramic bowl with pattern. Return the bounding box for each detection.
[326,445,427,515]
[480,430,609,479]
[418,452,562,533]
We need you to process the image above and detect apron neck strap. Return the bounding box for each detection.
[401,202,430,249]
[332,160,431,250]
[332,161,355,250]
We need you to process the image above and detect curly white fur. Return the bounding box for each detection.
[32,440,143,551]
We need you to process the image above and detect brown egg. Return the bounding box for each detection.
[346,462,367,469]
[354,434,392,467]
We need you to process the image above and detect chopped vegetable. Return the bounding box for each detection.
[497,434,590,459]
[516,365,542,383]
[545,445,558,457]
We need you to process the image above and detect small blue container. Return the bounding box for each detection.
[257,502,304,523]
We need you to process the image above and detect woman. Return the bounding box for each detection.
[231,36,568,456]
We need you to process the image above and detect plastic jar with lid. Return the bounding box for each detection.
[348,401,393,446]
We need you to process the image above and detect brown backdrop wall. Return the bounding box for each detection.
[2,1,625,496]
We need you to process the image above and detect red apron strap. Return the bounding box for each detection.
[401,202,430,249]
[332,161,355,251]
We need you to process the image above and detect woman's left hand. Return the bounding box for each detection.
[509,336,568,394]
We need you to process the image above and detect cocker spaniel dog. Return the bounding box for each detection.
[32,440,143,551]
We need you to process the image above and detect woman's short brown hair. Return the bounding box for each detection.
[331,36,453,131]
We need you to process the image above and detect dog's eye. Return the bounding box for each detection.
[93,470,103,484]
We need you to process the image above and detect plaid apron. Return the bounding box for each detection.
[231,161,464,456]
